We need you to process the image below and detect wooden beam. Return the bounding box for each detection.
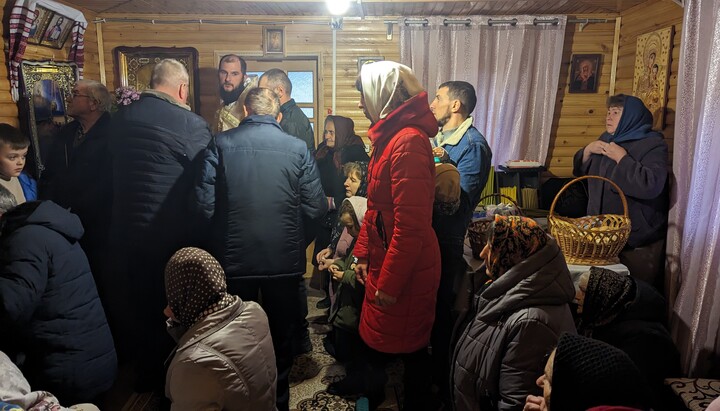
[609,16,621,96]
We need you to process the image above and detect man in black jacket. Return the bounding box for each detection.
[195,87,327,411]
[108,58,212,392]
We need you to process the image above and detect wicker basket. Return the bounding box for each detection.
[467,193,522,259]
[548,176,631,265]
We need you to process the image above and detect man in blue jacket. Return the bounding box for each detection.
[195,87,327,411]
[429,80,492,407]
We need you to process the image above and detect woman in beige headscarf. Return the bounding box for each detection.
[349,61,441,409]
[164,247,278,411]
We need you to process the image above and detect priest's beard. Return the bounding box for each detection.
[219,84,245,106]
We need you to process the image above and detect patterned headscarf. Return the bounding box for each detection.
[165,247,236,328]
[485,215,547,279]
[359,61,424,124]
[579,267,636,334]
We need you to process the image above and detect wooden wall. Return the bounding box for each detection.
[548,0,683,176]
[97,15,398,144]
[0,0,99,126]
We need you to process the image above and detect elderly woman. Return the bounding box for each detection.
[526,333,653,411]
[451,215,576,411]
[164,247,277,411]
[573,94,669,287]
[351,61,441,409]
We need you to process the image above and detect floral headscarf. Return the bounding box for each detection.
[485,215,547,279]
[358,61,424,124]
[165,247,236,328]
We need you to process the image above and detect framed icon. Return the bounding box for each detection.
[569,54,601,94]
[263,26,285,57]
[39,10,75,49]
[27,6,53,45]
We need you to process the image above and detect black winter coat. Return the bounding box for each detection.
[0,201,117,402]
[280,99,315,153]
[195,115,327,283]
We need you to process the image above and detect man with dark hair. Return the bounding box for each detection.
[194,87,326,411]
[214,54,255,133]
[40,80,114,292]
[259,68,315,152]
[428,80,492,407]
[108,58,212,392]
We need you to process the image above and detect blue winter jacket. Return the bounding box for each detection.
[194,114,327,283]
[0,201,117,402]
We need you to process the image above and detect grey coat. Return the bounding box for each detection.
[451,238,576,411]
[166,299,278,411]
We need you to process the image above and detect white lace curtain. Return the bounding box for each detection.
[668,0,720,377]
[400,15,566,166]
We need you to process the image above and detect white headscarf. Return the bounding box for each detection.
[359,61,424,124]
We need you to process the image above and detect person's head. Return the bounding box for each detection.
[651,64,659,77]
[434,163,461,215]
[243,87,282,121]
[543,333,652,411]
[576,267,636,332]
[164,247,236,329]
[480,215,547,279]
[647,52,656,66]
[578,59,594,81]
[55,16,63,26]
[150,59,190,105]
[258,68,292,104]
[324,117,336,148]
[430,81,477,128]
[0,124,29,180]
[343,161,368,197]
[356,61,424,124]
[0,185,17,217]
[68,79,112,119]
[339,196,368,238]
[605,94,627,134]
[218,54,248,105]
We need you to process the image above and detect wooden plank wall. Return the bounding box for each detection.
[615,0,683,162]
[96,15,399,144]
[0,0,99,126]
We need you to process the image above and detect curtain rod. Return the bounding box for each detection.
[92,17,330,26]
[386,18,610,26]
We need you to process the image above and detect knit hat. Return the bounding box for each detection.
[551,333,652,411]
[165,247,236,328]
[434,163,461,215]
[486,215,547,279]
[579,267,636,334]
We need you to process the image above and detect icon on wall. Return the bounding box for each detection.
[568,54,601,94]
[263,26,286,57]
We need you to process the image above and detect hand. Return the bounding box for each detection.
[373,289,397,307]
[329,265,343,281]
[354,260,368,285]
[318,258,332,271]
[316,248,332,265]
[523,395,547,411]
[586,140,606,156]
[432,147,449,162]
[603,142,627,163]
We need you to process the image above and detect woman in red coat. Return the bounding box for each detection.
[353,60,441,409]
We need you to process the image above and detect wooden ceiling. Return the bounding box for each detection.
[64,0,650,16]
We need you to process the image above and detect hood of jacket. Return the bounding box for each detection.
[366,91,438,147]
[478,238,575,322]
[1,201,83,241]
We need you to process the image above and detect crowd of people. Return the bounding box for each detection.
[0,55,678,411]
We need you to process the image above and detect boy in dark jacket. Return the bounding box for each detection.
[0,196,117,404]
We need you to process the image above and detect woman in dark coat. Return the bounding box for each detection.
[573,94,669,287]
[313,115,368,307]
[451,215,576,411]
[0,201,117,403]
[575,267,681,410]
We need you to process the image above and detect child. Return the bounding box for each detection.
[0,124,30,205]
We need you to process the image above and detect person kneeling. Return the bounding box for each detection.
[164,247,278,411]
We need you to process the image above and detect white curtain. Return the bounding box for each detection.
[400,16,566,166]
[668,0,720,377]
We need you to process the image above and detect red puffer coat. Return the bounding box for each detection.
[354,92,441,354]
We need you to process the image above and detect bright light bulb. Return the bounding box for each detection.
[326,0,351,16]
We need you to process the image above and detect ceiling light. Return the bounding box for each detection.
[326,0,351,16]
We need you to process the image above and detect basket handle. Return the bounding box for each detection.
[549,175,629,218]
[476,193,524,216]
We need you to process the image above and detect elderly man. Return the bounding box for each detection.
[259,68,315,152]
[40,80,113,289]
[429,80,492,407]
[109,58,212,392]
[214,54,256,133]
[195,87,326,411]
